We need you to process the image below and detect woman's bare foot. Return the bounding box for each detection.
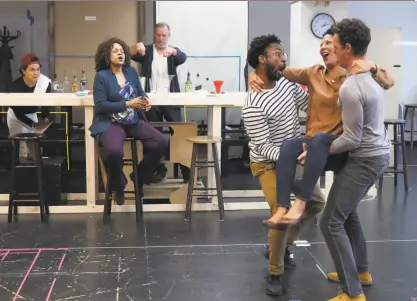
[279,198,306,225]
[262,207,288,229]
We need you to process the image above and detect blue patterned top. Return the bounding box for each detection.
[110,81,140,124]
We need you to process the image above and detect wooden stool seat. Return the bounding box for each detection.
[9,133,42,140]
[187,136,222,144]
[185,136,224,221]
[8,134,49,222]
[378,119,408,192]
[404,104,417,108]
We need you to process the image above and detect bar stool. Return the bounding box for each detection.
[404,104,417,149]
[103,137,143,223]
[378,119,408,191]
[8,133,49,222]
[185,136,224,221]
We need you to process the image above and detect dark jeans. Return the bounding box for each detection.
[276,133,347,208]
[146,106,190,180]
[320,154,389,297]
[98,121,168,189]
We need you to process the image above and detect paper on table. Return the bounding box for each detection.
[36,122,52,134]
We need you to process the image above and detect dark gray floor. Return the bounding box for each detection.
[0,148,416,300]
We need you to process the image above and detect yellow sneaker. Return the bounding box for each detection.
[328,291,366,301]
[327,271,372,286]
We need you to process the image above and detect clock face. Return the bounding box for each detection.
[311,13,336,39]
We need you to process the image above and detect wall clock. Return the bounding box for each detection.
[310,13,336,39]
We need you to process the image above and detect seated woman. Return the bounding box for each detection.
[90,37,168,205]
[7,53,52,159]
[247,29,395,228]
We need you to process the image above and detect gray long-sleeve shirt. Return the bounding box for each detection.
[331,72,390,157]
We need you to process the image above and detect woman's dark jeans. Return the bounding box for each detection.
[98,121,168,190]
[276,133,348,208]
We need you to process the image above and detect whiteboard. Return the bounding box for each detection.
[155,1,248,92]
[176,56,241,92]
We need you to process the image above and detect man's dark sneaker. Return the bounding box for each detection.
[284,247,296,269]
[262,245,296,270]
[151,170,165,183]
[266,274,283,296]
[262,244,269,260]
[114,189,125,205]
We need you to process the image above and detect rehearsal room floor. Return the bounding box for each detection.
[0,148,416,301]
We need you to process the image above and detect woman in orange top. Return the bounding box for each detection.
[248,29,394,227]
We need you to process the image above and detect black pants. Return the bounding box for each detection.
[98,122,168,188]
[145,106,190,180]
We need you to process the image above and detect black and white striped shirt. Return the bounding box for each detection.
[242,78,308,163]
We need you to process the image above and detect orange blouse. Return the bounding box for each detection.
[283,65,394,138]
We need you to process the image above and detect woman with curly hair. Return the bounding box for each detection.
[89,37,168,205]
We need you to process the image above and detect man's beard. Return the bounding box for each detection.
[157,42,167,48]
[266,62,282,81]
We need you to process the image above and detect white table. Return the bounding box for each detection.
[0,92,257,214]
[0,93,97,212]
[0,92,378,214]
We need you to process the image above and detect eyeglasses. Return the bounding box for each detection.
[264,50,287,60]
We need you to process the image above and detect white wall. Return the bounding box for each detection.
[155,1,248,93]
[290,1,348,68]
[349,1,417,141]
[0,1,48,80]
[348,1,417,104]
[155,0,248,133]
[248,1,291,77]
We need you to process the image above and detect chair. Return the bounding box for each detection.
[378,119,408,192]
[185,136,224,221]
[101,137,143,223]
[404,104,417,149]
[221,121,250,177]
[8,133,49,222]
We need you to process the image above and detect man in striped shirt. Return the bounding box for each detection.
[242,34,325,296]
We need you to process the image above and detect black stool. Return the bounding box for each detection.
[378,119,408,191]
[404,104,417,149]
[8,133,49,222]
[185,136,224,221]
[103,137,143,223]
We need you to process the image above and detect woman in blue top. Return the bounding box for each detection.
[90,37,168,205]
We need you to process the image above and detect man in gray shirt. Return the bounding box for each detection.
[330,73,391,157]
[320,19,390,301]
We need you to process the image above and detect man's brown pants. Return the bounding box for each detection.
[251,162,326,276]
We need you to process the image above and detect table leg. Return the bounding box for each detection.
[84,107,98,207]
[207,105,222,205]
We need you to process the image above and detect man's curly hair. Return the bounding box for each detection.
[331,18,371,56]
[247,34,281,69]
[94,37,131,72]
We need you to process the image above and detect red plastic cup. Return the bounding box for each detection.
[213,80,224,94]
